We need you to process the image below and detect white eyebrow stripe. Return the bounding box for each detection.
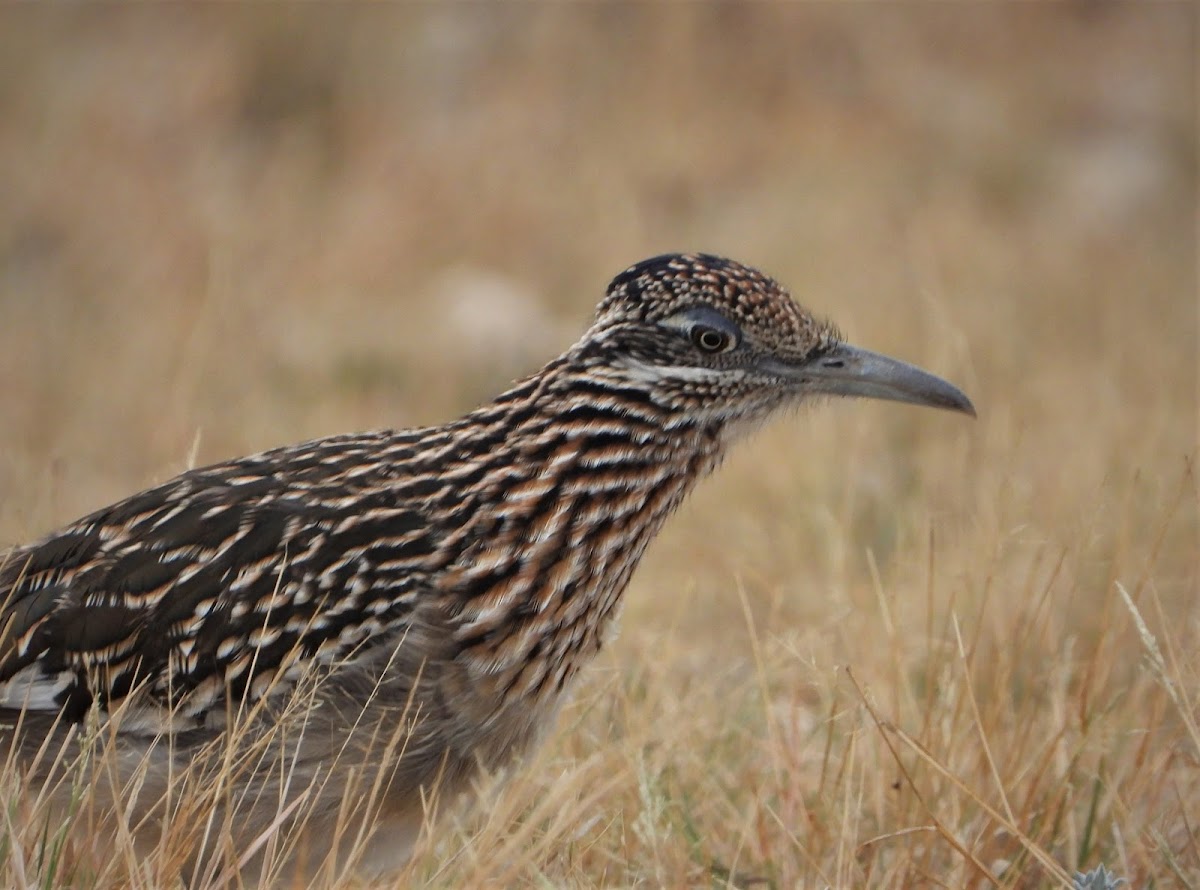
[614,357,746,384]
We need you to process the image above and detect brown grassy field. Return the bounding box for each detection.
[0,6,1195,888]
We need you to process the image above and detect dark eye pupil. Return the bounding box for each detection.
[693,327,727,352]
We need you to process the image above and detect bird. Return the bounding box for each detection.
[0,253,974,884]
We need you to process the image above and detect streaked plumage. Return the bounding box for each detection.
[0,253,973,881]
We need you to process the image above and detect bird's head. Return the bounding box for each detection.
[582,253,975,432]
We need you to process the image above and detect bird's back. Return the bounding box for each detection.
[0,428,455,732]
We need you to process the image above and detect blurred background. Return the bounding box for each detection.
[0,5,1192,524]
[0,5,1196,885]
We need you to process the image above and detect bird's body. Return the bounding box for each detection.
[0,254,973,882]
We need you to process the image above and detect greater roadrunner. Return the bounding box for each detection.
[0,254,973,882]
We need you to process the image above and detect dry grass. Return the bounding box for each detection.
[0,6,1195,888]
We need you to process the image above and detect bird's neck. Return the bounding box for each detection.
[432,358,727,703]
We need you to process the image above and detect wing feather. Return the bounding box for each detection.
[0,446,441,729]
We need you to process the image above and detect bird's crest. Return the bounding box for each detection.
[595,252,839,362]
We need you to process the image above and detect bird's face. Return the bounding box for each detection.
[586,253,975,431]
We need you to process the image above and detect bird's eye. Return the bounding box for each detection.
[691,326,731,354]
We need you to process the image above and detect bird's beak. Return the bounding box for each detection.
[768,342,976,417]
